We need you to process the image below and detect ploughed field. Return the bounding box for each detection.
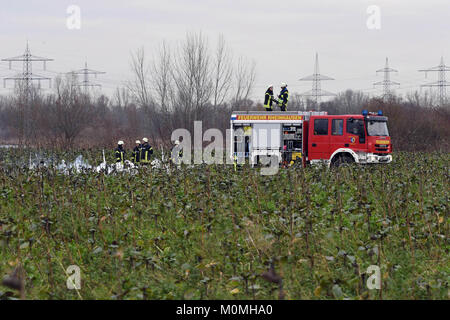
[0,149,448,299]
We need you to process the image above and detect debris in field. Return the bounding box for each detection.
[57,155,92,173]
[24,151,170,175]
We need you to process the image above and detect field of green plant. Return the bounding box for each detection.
[0,150,448,300]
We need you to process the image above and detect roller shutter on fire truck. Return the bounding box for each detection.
[252,123,281,151]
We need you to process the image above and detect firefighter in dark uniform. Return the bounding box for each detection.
[140,137,153,164]
[132,140,141,164]
[115,141,126,164]
[264,85,274,111]
[278,83,289,111]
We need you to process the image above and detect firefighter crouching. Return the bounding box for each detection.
[140,137,153,164]
[115,141,126,164]
[132,140,141,164]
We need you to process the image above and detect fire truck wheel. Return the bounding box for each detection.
[332,154,354,168]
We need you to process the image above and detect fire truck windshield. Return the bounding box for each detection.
[367,120,389,136]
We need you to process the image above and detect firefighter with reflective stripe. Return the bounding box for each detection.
[132,140,141,164]
[264,85,274,111]
[140,137,153,164]
[115,141,126,164]
[278,83,289,111]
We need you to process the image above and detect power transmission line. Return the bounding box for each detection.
[68,61,106,95]
[419,56,450,106]
[1,42,53,99]
[374,57,399,101]
[299,53,335,110]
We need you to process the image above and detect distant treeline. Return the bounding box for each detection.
[0,88,448,152]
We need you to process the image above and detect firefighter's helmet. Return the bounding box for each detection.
[135,140,141,144]
[118,140,124,145]
[281,83,287,88]
[142,137,148,143]
[175,140,180,145]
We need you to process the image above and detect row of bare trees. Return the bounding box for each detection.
[1,88,448,152]
[121,32,256,139]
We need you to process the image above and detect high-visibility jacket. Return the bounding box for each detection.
[264,89,274,111]
[171,146,183,164]
[115,147,125,164]
[140,142,153,163]
[278,88,289,111]
[132,145,141,163]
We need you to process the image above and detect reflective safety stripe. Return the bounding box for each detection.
[141,146,153,163]
[133,151,140,162]
[116,150,124,163]
[279,89,289,107]
[143,151,148,163]
[264,92,273,109]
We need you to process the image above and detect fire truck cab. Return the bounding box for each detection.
[307,110,392,166]
[230,110,392,167]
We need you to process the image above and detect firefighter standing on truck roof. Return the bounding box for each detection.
[140,138,153,164]
[115,141,126,164]
[132,140,141,164]
[278,83,289,111]
[264,85,274,111]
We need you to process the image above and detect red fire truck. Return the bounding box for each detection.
[230,110,392,167]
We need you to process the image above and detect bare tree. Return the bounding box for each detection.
[113,87,131,108]
[232,56,256,108]
[212,34,233,107]
[149,41,176,141]
[10,81,44,145]
[289,93,306,111]
[51,74,94,145]
[152,41,174,113]
[173,32,213,124]
[406,90,440,108]
[127,47,152,108]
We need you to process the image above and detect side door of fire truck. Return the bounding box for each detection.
[308,116,330,161]
[329,117,346,154]
[344,117,367,152]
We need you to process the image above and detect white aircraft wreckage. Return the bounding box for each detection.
[26,149,171,175]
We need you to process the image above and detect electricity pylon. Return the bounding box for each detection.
[1,42,53,100]
[374,57,399,101]
[69,61,106,95]
[419,56,450,106]
[299,53,335,110]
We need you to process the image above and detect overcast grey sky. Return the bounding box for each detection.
[0,0,449,101]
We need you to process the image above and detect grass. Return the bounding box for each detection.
[0,150,448,299]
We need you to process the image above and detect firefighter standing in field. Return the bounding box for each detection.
[278,83,289,111]
[264,85,274,111]
[140,137,153,164]
[115,141,126,164]
[132,140,141,164]
[171,140,183,165]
